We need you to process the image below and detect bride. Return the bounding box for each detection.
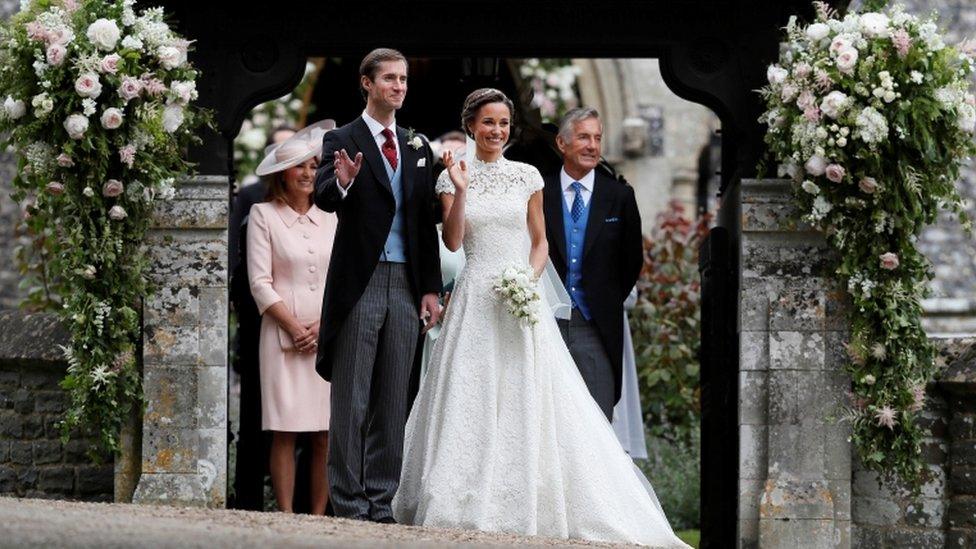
[391,88,689,548]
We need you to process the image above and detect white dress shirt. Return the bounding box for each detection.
[338,110,399,197]
[560,167,595,210]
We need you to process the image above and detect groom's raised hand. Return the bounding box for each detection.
[334,149,363,188]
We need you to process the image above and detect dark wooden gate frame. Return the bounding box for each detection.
[162,1,847,546]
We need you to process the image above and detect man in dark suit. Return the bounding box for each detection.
[313,48,442,523]
[543,107,643,421]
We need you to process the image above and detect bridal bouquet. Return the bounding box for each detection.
[759,1,976,484]
[0,0,209,456]
[494,266,542,326]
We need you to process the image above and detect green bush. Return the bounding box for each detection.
[640,427,701,531]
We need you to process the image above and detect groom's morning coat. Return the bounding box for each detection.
[313,117,442,381]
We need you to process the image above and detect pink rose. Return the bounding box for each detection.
[100,54,121,74]
[57,153,74,168]
[74,73,102,99]
[46,44,66,66]
[25,21,47,42]
[858,177,878,194]
[825,164,846,183]
[836,48,859,74]
[46,27,73,46]
[108,205,127,220]
[118,77,142,101]
[100,107,124,129]
[46,181,64,195]
[119,144,135,168]
[796,90,816,110]
[102,179,124,197]
[879,252,899,270]
[802,106,822,122]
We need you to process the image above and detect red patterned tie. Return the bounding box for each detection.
[381,128,398,171]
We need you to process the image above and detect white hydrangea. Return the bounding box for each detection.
[855,107,888,144]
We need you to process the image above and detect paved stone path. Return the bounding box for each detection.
[0,497,628,548]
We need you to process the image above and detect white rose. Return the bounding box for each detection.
[82,186,94,197]
[802,180,820,195]
[74,73,102,99]
[108,205,127,220]
[157,46,184,69]
[830,34,854,56]
[859,12,890,39]
[63,113,89,140]
[162,104,184,133]
[820,91,849,119]
[121,35,143,50]
[958,103,976,134]
[805,154,828,176]
[100,53,121,74]
[4,96,26,119]
[87,18,121,51]
[100,107,124,129]
[767,65,788,86]
[169,80,197,105]
[806,23,830,42]
[835,48,859,74]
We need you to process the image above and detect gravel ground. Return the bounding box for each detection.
[0,497,633,548]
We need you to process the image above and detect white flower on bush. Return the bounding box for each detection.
[830,34,855,56]
[835,48,859,74]
[63,113,89,140]
[87,18,121,51]
[804,154,828,176]
[859,13,890,38]
[118,76,142,101]
[806,22,830,42]
[820,91,848,119]
[119,144,136,168]
[157,45,184,69]
[99,53,121,74]
[100,107,124,129]
[102,179,124,197]
[31,92,53,117]
[82,186,94,197]
[4,96,26,119]
[162,104,184,133]
[957,103,976,134]
[910,71,924,84]
[120,34,143,50]
[855,107,888,144]
[80,265,96,280]
[82,98,96,117]
[767,65,788,86]
[810,195,833,222]
[879,252,899,270]
[46,181,64,195]
[858,177,878,194]
[801,180,820,195]
[108,205,127,220]
[74,73,102,99]
[157,177,176,201]
[46,43,66,66]
[919,21,944,51]
[169,80,197,105]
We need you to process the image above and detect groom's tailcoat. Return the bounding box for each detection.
[543,170,643,403]
[313,117,441,381]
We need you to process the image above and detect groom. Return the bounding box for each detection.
[544,107,643,421]
[314,48,442,522]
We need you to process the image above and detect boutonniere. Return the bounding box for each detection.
[406,128,424,150]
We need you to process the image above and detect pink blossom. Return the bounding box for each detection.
[796,90,816,110]
[794,62,812,79]
[102,179,124,197]
[100,54,121,74]
[858,177,878,194]
[892,29,912,58]
[25,22,47,42]
[825,164,846,183]
[140,76,167,97]
[803,106,822,122]
[875,406,898,430]
[62,0,79,12]
[46,181,64,195]
[119,144,135,168]
[56,153,74,168]
[910,384,926,412]
[879,252,899,270]
[46,44,66,66]
[46,27,72,46]
[118,77,142,101]
[815,69,833,92]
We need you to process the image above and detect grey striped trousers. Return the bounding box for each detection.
[328,262,419,521]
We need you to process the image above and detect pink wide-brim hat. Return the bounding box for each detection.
[255,119,336,176]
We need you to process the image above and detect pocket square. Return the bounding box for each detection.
[417,158,426,167]
[605,217,620,223]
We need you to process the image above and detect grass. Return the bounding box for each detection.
[677,530,700,548]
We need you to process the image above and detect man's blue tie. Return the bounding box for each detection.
[571,181,585,222]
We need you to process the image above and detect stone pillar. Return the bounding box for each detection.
[738,179,852,548]
[941,340,976,546]
[132,175,228,507]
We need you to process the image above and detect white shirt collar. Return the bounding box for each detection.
[560,167,595,193]
[362,110,396,139]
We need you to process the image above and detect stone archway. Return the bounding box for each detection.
[134,1,837,546]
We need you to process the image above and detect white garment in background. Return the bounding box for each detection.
[392,156,688,548]
[613,286,648,459]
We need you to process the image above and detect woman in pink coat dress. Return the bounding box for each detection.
[248,120,337,514]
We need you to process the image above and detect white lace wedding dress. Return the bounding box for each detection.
[392,156,689,548]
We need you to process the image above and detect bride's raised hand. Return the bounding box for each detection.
[442,149,468,192]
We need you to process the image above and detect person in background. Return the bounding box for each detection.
[247,120,337,513]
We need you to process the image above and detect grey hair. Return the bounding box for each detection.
[557,107,601,141]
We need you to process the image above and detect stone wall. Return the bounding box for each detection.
[0,310,113,501]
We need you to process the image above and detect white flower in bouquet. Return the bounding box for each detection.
[120,35,143,51]
[100,107,124,129]
[82,186,94,197]
[806,22,830,42]
[855,107,888,144]
[31,92,53,117]
[910,71,924,84]
[780,83,799,102]
[157,45,184,69]
[802,180,820,195]
[958,103,976,134]
[63,113,89,139]
[859,12,890,39]
[820,91,848,119]
[919,21,944,51]
[74,73,102,99]
[157,177,176,200]
[830,34,856,56]
[805,154,828,176]
[767,65,788,86]
[835,48,859,74]
[119,144,135,168]
[162,103,184,133]
[118,76,142,101]
[87,19,121,51]
[47,26,75,47]
[99,53,121,74]
[108,205,127,220]
[169,80,197,105]
[81,98,96,117]
[46,43,66,66]
[4,96,25,119]
[493,265,542,325]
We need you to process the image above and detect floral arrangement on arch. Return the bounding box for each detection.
[0,0,209,455]
[759,0,976,484]
[518,58,581,124]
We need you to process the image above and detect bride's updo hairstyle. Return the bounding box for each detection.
[460,88,515,138]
